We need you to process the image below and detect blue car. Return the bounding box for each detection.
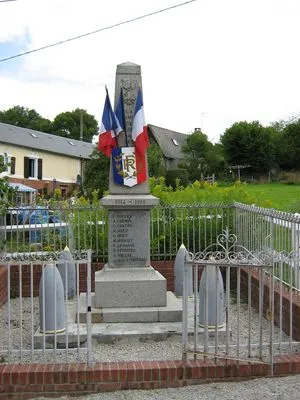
[17,207,66,243]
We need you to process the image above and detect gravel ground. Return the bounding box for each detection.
[32,375,300,399]
[1,296,299,364]
[1,297,300,399]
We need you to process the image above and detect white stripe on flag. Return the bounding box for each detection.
[132,107,145,142]
[122,147,137,187]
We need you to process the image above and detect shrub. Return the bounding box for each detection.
[165,169,189,188]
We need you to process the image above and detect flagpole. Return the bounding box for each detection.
[105,85,119,148]
[120,87,128,147]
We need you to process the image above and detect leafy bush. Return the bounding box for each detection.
[165,169,189,188]
[150,179,273,208]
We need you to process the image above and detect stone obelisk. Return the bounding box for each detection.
[95,62,167,313]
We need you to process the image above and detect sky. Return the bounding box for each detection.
[1,0,300,144]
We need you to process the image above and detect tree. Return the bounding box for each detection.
[220,121,277,175]
[83,149,110,199]
[181,130,223,182]
[278,119,300,170]
[0,106,52,132]
[52,108,98,142]
[147,144,166,177]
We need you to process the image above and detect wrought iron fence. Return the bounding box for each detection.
[1,203,233,262]
[234,202,300,289]
[182,228,300,373]
[1,205,108,262]
[1,202,300,366]
[0,250,92,365]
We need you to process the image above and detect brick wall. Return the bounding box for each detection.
[2,261,175,299]
[0,266,7,307]
[1,356,300,399]
[239,268,300,341]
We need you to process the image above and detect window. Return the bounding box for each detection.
[24,157,42,179]
[0,153,15,175]
[172,138,179,146]
[29,159,36,177]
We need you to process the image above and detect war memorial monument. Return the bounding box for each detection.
[94,62,182,323]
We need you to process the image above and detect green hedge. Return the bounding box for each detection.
[165,169,189,188]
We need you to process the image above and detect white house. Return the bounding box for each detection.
[0,123,95,197]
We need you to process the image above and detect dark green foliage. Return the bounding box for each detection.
[277,119,300,170]
[220,121,277,175]
[147,144,165,177]
[52,108,98,142]
[165,168,189,188]
[0,106,52,132]
[83,149,110,199]
[0,106,98,142]
[181,130,225,181]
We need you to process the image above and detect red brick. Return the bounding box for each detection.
[159,360,168,381]
[76,364,87,384]
[173,360,184,380]
[141,361,152,381]
[251,363,269,377]
[238,363,251,377]
[134,361,144,382]
[35,364,45,385]
[55,383,79,392]
[18,384,43,393]
[206,364,216,379]
[126,361,136,382]
[2,365,15,385]
[99,382,121,392]
[68,363,79,384]
[101,363,111,382]
[117,362,127,382]
[52,364,62,384]
[126,381,143,390]
[109,364,120,382]
[18,365,29,386]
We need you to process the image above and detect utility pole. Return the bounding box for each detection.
[80,110,83,141]
[79,110,83,190]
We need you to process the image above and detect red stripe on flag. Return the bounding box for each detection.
[135,146,147,184]
[98,131,116,157]
[134,126,149,155]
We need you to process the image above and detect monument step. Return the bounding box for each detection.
[94,266,167,308]
[33,296,230,347]
[77,291,182,323]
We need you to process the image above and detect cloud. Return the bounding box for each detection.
[1,0,300,142]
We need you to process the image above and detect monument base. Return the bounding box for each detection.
[95,265,167,308]
[78,291,182,323]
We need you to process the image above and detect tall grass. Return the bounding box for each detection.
[149,178,273,208]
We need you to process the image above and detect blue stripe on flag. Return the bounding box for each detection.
[112,148,124,185]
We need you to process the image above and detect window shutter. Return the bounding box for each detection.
[10,157,16,175]
[0,156,4,170]
[24,157,29,178]
[37,158,43,179]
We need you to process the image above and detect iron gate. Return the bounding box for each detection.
[182,228,300,374]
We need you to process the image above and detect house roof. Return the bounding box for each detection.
[147,124,187,160]
[8,182,37,192]
[0,123,95,159]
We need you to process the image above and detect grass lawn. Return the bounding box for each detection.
[156,182,300,212]
[236,183,300,212]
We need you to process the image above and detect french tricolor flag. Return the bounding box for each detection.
[131,88,149,184]
[98,88,122,157]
